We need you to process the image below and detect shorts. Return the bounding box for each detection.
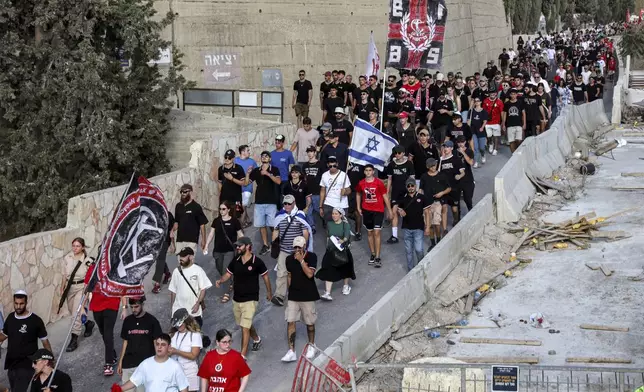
[254,204,277,227]
[285,301,317,324]
[485,124,502,137]
[430,201,443,225]
[444,189,461,207]
[348,192,357,215]
[295,102,309,117]
[175,242,197,254]
[506,126,523,142]
[362,210,384,230]
[233,300,258,329]
[241,191,252,207]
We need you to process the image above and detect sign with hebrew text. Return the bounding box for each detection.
[201,49,242,84]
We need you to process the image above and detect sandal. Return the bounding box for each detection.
[221,293,231,303]
[243,221,253,229]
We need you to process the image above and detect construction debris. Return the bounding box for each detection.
[454,357,540,364]
[565,357,632,364]
[579,324,629,332]
[460,337,542,346]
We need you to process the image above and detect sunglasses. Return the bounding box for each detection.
[299,73,305,76]
[294,246,303,250]
[407,184,416,188]
[328,164,338,168]
[180,190,190,194]
[235,244,245,248]
[283,202,293,206]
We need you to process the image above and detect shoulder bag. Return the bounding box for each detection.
[178,267,206,311]
[271,217,294,259]
[329,223,350,267]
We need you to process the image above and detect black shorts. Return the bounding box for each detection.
[444,189,461,207]
[348,192,357,215]
[363,210,385,230]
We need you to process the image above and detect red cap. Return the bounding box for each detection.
[399,112,409,119]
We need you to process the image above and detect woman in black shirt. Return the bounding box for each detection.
[204,200,243,303]
[283,166,311,211]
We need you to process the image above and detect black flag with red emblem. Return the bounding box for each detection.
[386,0,447,70]
[87,173,169,297]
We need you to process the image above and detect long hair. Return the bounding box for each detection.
[170,315,201,336]
[219,200,238,220]
[71,237,87,257]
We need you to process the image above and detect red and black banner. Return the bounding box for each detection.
[88,174,169,297]
[386,0,447,70]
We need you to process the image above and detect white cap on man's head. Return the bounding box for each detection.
[14,289,27,296]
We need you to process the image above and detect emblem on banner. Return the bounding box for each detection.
[401,13,435,53]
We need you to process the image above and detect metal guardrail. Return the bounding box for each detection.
[349,362,644,392]
[181,88,285,122]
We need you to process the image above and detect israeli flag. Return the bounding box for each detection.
[348,119,399,171]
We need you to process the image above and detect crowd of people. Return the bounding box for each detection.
[0,25,616,392]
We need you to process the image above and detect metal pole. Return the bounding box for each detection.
[379,68,388,134]
[349,367,358,391]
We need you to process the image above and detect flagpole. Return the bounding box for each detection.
[379,68,387,134]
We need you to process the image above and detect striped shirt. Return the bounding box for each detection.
[276,216,305,253]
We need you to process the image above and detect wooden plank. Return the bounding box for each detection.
[566,357,632,364]
[454,357,540,364]
[585,262,601,270]
[612,186,644,191]
[589,230,631,239]
[621,172,644,177]
[445,325,499,329]
[526,173,548,194]
[441,261,520,307]
[579,324,629,332]
[600,265,614,276]
[511,229,533,254]
[460,337,542,346]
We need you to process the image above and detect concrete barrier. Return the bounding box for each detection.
[323,194,494,366]
[494,100,609,222]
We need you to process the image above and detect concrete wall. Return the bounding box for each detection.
[166,109,296,169]
[612,42,625,125]
[0,121,293,323]
[323,194,494,366]
[155,0,512,125]
[494,100,610,223]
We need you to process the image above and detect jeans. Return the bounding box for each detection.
[307,194,320,230]
[8,366,32,392]
[472,136,487,163]
[460,110,469,123]
[403,229,424,271]
[93,309,118,364]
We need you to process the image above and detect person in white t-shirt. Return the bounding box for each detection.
[290,117,320,165]
[319,156,351,223]
[169,247,213,326]
[581,65,592,85]
[169,309,203,392]
[113,334,189,392]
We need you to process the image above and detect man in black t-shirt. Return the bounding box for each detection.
[509,58,520,77]
[319,71,333,116]
[172,183,209,254]
[323,87,345,122]
[570,75,588,105]
[329,108,354,146]
[386,146,415,244]
[502,89,526,152]
[246,151,281,255]
[218,148,246,207]
[397,178,431,271]
[498,49,510,74]
[30,349,73,392]
[438,140,466,227]
[455,136,475,212]
[292,70,313,128]
[281,236,319,363]
[118,296,162,389]
[0,291,52,392]
[428,91,454,143]
[419,158,451,250]
[216,237,272,358]
[302,146,323,234]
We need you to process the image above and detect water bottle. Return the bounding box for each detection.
[474,291,482,301]
[458,319,469,326]
[428,331,441,339]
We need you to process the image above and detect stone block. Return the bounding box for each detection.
[10,263,26,292]
[31,285,54,324]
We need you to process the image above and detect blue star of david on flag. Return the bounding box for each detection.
[366,136,380,153]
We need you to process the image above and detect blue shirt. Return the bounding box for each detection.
[271,149,295,181]
[234,157,257,192]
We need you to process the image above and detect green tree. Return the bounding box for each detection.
[0,0,193,240]
[595,0,613,24]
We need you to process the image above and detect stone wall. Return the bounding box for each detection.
[0,117,295,324]
[154,0,512,125]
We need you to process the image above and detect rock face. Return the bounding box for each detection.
[402,357,486,391]
[153,0,512,125]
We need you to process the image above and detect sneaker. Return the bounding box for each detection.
[274,263,278,272]
[103,364,114,377]
[488,145,494,153]
[342,285,351,295]
[259,245,270,255]
[252,338,262,351]
[305,346,316,359]
[481,156,487,164]
[368,254,375,266]
[492,149,498,156]
[354,232,362,241]
[374,258,382,268]
[152,283,161,294]
[271,296,284,306]
[281,349,297,362]
[386,236,399,244]
[320,292,333,301]
[473,162,479,168]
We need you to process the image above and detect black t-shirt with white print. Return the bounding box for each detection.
[503,100,525,127]
[386,159,415,202]
[218,163,245,204]
[2,312,48,370]
[438,155,464,189]
[286,252,320,302]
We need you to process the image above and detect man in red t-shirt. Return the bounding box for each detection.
[356,164,392,268]
[482,89,504,156]
[84,263,124,376]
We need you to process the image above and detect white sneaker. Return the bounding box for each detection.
[473,162,479,168]
[492,149,498,156]
[488,145,494,153]
[305,346,316,359]
[274,264,278,272]
[342,285,351,295]
[481,156,486,163]
[320,292,333,301]
[281,349,297,362]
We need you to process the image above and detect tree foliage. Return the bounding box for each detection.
[620,22,644,58]
[0,0,193,240]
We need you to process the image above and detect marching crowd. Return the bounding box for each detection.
[0,26,615,392]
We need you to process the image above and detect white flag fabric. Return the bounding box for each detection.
[349,119,398,172]
[365,32,380,78]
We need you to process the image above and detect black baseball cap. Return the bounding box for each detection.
[234,236,252,246]
[224,149,235,159]
[290,165,302,173]
[393,145,405,154]
[29,349,54,362]
[327,155,338,163]
[260,150,271,157]
[456,135,467,143]
[306,145,317,152]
